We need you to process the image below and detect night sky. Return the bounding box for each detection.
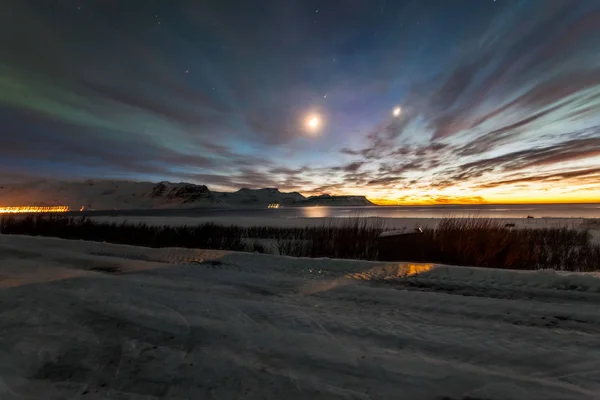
[2,0,600,204]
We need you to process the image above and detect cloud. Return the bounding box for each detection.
[0,108,274,183]
[268,166,308,175]
[366,3,600,147]
[366,176,403,186]
[451,138,600,180]
[340,147,360,156]
[332,161,366,173]
[477,167,600,189]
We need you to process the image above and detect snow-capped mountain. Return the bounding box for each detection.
[0,180,374,210]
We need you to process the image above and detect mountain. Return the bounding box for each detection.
[301,194,375,206]
[0,180,218,211]
[217,188,305,206]
[0,179,375,210]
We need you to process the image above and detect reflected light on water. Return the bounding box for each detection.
[301,206,330,218]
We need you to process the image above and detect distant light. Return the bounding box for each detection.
[393,106,402,117]
[0,206,69,214]
[308,116,319,129]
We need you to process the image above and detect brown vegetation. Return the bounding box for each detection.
[1,215,598,271]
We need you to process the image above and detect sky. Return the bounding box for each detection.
[1,0,600,205]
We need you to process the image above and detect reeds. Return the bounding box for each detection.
[1,215,598,271]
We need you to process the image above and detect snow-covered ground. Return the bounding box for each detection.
[1,235,600,399]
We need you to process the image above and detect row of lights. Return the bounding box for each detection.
[0,206,70,214]
[304,106,402,135]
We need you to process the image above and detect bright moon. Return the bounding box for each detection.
[305,114,321,132]
[393,106,402,117]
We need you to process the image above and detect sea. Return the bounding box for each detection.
[79,203,600,219]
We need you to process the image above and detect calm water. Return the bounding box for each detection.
[80,203,600,219]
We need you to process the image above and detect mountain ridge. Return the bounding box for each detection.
[0,179,375,210]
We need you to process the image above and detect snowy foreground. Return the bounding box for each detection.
[1,236,600,399]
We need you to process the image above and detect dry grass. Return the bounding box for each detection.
[1,215,598,271]
[378,218,598,271]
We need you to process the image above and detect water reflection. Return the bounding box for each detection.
[289,204,600,219]
[301,206,330,218]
